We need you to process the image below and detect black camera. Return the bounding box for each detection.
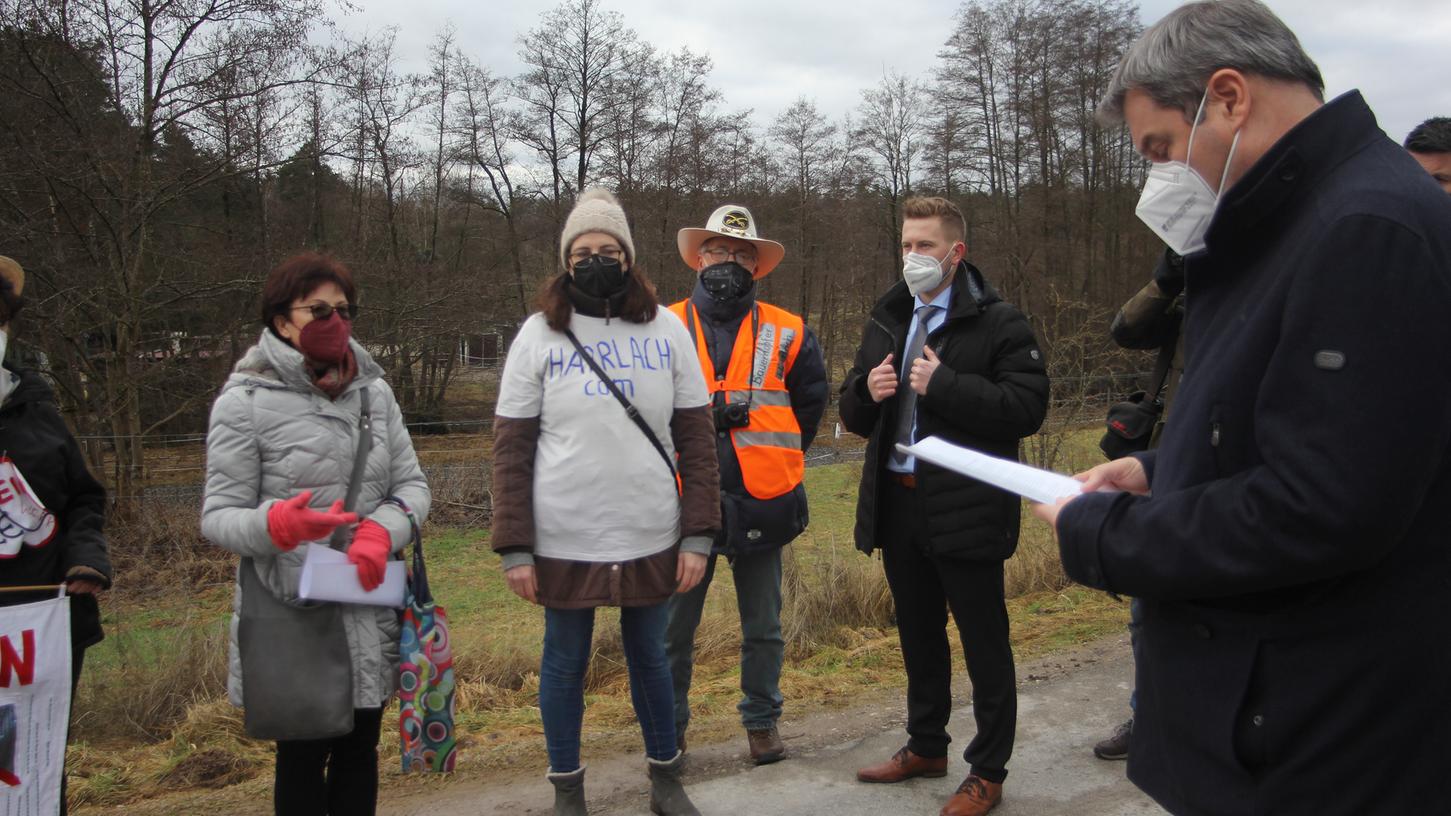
[713,401,751,431]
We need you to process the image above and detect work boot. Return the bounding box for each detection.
[855,746,948,783]
[648,750,700,816]
[546,766,588,815]
[940,774,1003,816]
[1093,717,1133,760]
[747,724,786,765]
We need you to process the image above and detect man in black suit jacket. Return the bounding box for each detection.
[840,196,1048,816]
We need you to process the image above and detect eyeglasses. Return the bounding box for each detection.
[701,246,757,265]
[569,247,624,263]
[291,302,358,321]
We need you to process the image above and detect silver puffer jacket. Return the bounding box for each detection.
[201,330,431,709]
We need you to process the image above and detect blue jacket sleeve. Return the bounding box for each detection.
[786,327,828,452]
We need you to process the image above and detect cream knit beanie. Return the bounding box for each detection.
[559,187,636,269]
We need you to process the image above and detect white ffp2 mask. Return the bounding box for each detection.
[1135,91,1241,256]
[902,250,952,297]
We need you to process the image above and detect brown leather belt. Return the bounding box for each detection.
[889,472,917,489]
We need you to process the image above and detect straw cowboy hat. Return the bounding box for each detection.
[0,257,25,323]
[677,205,785,279]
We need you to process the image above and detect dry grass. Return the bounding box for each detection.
[74,617,231,744]
[780,537,894,658]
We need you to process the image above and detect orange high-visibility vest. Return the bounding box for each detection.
[669,299,806,500]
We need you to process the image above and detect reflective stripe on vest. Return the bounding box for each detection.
[669,299,806,500]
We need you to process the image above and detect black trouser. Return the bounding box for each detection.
[274,707,384,816]
[880,477,1016,784]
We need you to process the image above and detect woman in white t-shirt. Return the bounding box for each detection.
[491,188,720,816]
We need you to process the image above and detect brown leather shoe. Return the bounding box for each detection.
[940,774,1003,816]
[855,746,948,783]
[747,725,785,765]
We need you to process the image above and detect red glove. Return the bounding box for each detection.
[347,520,392,591]
[266,492,357,551]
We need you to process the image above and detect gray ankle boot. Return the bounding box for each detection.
[547,766,588,815]
[648,750,701,815]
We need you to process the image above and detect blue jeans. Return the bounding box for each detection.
[540,603,676,773]
[665,548,785,732]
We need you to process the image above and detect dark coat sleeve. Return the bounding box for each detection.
[490,416,539,555]
[1059,216,1451,600]
[838,319,885,439]
[785,327,828,452]
[50,406,111,587]
[670,405,721,540]
[920,305,1049,442]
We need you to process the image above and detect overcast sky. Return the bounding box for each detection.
[338,0,1450,146]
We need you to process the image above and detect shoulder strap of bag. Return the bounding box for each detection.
[329,387,373,550]
[1146,327,1178,402]
[404,509,431,606]
[563,328,678,483]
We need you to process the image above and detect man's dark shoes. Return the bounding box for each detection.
[1093,717,1132,760]
[855,746,948,783]
[747,725,785,765]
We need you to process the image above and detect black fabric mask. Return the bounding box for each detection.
[571,255,629,300]
[699,262,754,303]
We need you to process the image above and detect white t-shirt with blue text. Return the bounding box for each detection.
[495,309,710,562]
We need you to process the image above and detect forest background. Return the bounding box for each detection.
[0,0,1162,504]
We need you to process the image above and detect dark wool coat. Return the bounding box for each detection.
[839,262,1049,561]
[0,369,112,650]
[1059,92,1451,815]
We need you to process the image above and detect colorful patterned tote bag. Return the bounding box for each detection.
[398,516,458,772]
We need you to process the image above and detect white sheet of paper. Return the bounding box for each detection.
[298,543,407,608]
[897,437,1088,504]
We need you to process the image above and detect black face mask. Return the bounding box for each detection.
[699,262,754,303]
[571,255,629,300]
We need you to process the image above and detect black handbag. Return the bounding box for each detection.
[1100,342,1174,460]
[238,388,373,741]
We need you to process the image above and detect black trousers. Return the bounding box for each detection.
[880,478,1016,783]
[274,707,385,816]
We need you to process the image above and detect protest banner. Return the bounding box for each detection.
[0,592,70,816]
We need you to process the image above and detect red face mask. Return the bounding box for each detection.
[298,312,351,365]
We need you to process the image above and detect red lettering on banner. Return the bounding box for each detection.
[0,482,13,503]
[0,629,36,687]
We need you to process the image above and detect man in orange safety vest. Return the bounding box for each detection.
[664,204,827,765]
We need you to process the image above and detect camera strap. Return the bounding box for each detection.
[563,328,679,490]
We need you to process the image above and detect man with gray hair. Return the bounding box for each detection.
[1033,1,1451,814]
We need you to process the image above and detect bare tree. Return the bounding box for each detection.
[769,97,836,321]
[424,25,459,265]
[516,0,649,200]
[455,52,531,318]
[856,71,926,279]
[0,0,327,503]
